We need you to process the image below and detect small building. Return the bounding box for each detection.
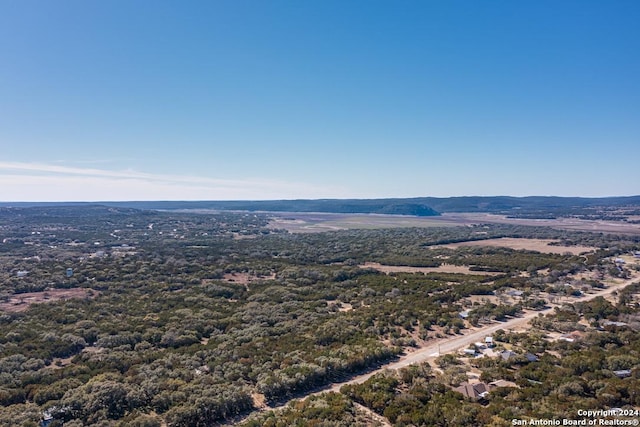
[66,268,74,278]
[485,336,494,347]
[463,348,477,356]
[559,331,584,342]
[458,310,470,319]
[524,353,539,362]
[613,370,632,379]
[454,382,490,400]
[614,258,626,264]
[16,270,28,278]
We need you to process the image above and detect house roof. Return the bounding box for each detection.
[454,382,490,399]
[613,370,632,378]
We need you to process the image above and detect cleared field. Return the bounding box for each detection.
[267,212,640,235]
[268,213,462,233]
[360,262,502,275]
[430,237,595,254]
[0,288,97,313]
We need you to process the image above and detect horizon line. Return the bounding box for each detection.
[2,194,640,204]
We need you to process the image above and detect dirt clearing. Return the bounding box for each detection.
[0,288,97,313]
[220,272,276,285]
[430,237,595,254]
[360,262,502,275]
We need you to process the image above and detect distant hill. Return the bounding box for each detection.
[104,199,441,217]
[2,195,640,218]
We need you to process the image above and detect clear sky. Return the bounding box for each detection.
[1,1,638,201]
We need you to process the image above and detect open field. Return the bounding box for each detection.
[0,288,97,313]
[430,237,596,254]
[267,213,464,233]
[360,262,502,276]
[267,212,640,234]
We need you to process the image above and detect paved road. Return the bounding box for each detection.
[258,272,640,417]
[322,272,640,393]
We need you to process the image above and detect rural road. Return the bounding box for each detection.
[258,270,640,418]
[321,271,640,393]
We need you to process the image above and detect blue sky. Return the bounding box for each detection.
[1,1,638,201]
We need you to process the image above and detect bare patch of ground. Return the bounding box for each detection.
[360,262,501,276]
[466,295,501,305]
[232,233,260,240]
[0,288,97,313]
[221,272,276,285]
[431,237,595,254]
[252,393,267,410]
[49,356,75,369]
[327,301,353,312]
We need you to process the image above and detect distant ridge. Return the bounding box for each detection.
[2,196,640,218]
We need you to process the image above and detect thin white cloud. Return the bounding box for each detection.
[0,162,346,201]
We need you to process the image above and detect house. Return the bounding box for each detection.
[454,382,490,400]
